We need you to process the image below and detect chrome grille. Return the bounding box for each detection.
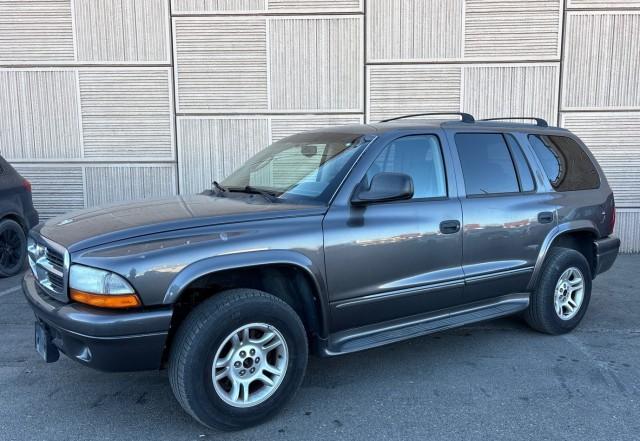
[27,236,69,303]
[45,248,64,268]
[48,272,64,292]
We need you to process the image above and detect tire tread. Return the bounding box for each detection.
[524,247,591,335]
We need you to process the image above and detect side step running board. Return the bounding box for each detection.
[326,294,529,355]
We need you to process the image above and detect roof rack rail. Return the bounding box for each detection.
[380,112,475,124]
[479,117,548,127]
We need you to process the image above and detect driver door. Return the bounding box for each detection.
[323,133,464,331]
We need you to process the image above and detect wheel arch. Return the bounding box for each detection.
[1,212,28,232]
[161,250,329,363]
[528,221,599,290]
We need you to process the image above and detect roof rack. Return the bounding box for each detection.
[479,117,548,127]
[380,112,475,124]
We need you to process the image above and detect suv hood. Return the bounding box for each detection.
[36,194,326,252]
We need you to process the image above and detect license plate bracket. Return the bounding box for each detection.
[34,321,59,363]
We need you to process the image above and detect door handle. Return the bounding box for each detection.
[538,211,554,224]
[439,220,461,234]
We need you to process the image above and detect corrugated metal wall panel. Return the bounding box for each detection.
[171,0,361,13]
[171,0,266,13]
[463,64,559,124]
[270,115,364,141]
[568,0,640,8]
[464,0,562,60]
[615,210,640,254]
[561,112,640,207]
[367,65,461,122]
[78,69,174,160]
[1,0,639,250]
[173,17,268,112]
[367,0,463,62]
[563,12,640,109]
[74,0,170,63]
[269,17,362,111]
[177,117,270,194]
[0,70,81,159]
[84,165,176,207]
[14,165,84,219]
[268,0,361,12]
[0,0,74,64]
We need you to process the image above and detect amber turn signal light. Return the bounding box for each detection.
[70,289,142,309]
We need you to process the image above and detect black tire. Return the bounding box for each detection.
[169,288,308,431]
[524,247,592,335]
[0,219,27,277]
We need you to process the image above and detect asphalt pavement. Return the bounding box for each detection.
[0,256,638,441]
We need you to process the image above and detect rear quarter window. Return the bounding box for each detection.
[528,135,600,191]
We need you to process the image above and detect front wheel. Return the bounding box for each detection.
[169,289,308,431]
[524,247,592,335]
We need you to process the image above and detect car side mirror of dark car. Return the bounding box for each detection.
[351,172,414,205]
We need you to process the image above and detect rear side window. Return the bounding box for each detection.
[528,135,600,191]
[504,134,535,192]
[455,133,520,195]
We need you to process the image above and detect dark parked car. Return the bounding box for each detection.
[23,113,619,430]
[0,155,38,277]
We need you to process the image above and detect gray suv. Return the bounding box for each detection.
[23,113,620,430]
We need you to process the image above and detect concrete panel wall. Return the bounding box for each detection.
[0,0,176,216]
[0,0,638,251]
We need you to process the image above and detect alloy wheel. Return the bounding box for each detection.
[212,323,288,408]
[0,227,23,272]
[553,267,585,321]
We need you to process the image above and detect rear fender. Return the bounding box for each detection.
[527,220,599,290]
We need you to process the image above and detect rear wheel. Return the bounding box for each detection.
[0,219,26,277]
[169,289,308,431]
[524,247,592,335]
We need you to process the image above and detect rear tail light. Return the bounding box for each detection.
[22,178,32,193]
[609,204,616,235]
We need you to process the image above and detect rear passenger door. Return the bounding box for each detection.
[448,131,556,304]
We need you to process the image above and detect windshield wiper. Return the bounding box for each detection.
[227,186,279,202]
[211,181,228,196]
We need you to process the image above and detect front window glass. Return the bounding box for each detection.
[222,131,370,204]
[364,135,447,199]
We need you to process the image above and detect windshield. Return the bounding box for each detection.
[222,131,371,204]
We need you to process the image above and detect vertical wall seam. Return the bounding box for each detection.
[362,0,367,122]
[557,0,568,125]
[168,0,180,194]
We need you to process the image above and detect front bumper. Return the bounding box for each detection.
[23,272,173,372]
[594,235,621,275]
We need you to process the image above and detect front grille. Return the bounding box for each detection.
[45,247,64,269]
[48,272,64,292]
[28,237,69,303]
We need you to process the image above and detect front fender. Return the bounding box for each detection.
[162,249,330,335]
[527,220,599,290]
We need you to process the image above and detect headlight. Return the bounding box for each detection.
[69,265,141,309]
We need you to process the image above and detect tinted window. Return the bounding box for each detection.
[505,134,535,192]
[528,135,600,191]
[455,133,519,195]
[365,135,447,199]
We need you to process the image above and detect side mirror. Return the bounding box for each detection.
[351,172,414,205]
